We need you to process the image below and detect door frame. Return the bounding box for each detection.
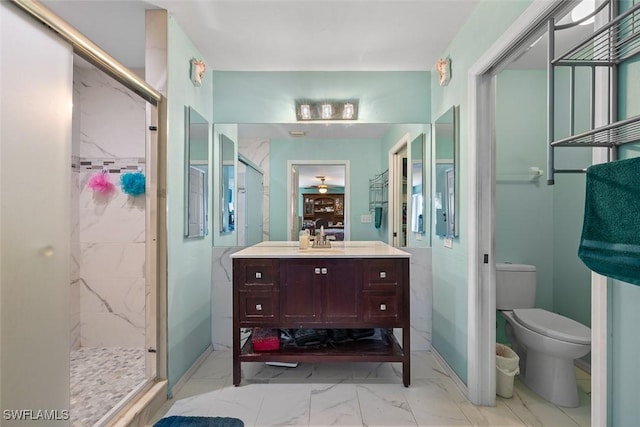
[468,1,605,422]
[388,133,410,247]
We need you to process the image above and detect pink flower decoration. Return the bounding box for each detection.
[87,171,115,194]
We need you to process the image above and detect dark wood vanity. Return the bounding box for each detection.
[231,242,411,386]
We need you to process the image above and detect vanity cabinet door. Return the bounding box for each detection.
[280,259,361,325]
[323,259,360,323]
[280,259,323,324]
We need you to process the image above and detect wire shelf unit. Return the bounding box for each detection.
[369,169,388,212]
[547,1,640,184]
[553,3,640,66]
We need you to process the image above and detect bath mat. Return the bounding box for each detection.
[578,157,640,285]
[154,415,244,427]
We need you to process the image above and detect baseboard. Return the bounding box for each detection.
[431,347,469,398]
[169,345,213,398]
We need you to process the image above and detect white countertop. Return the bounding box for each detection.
[231,241,411,258]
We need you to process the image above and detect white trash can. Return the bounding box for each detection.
[496,343,520,398]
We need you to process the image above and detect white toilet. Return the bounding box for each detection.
[496,263,591,407]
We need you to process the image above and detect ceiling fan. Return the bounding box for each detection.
[303,176,339,194]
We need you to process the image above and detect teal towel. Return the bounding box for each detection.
[578,157,640,285]
[374,207,383,229]
[154,416,244,427]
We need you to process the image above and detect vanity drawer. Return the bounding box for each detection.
[238,290,279,324]
[235,259,279,291]
[363,259,402,291]
[362,292,401,323]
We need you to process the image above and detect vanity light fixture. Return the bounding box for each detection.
[295,100,359,121]
[299,104,312,120]
[342,103,355,119]
[321,104,333,119]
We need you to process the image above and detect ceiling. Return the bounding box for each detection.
[43,0,481,71]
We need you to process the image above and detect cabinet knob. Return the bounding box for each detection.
[255,272,262,279]
[256,304,262,311]
[315,268,321,274]
[379,271,386,279]
[321,267,328,275]
[380,303,387,311]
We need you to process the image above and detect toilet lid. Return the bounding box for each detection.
[513,308,591,345]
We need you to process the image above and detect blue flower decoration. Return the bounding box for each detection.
[120,171,146,196]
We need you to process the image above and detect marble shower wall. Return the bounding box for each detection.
[70,65,146,349]
[211,246,432,351]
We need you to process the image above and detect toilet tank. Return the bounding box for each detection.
[496,263,536,310]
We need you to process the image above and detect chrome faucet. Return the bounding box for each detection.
[312,226,331,248]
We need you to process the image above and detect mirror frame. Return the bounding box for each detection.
[434,105,459,238]
[410,132,428,237]
[184,106,209,239]
[219,133,235,235]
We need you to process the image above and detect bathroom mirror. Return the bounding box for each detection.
[410,132,426,236]
[220,133,235,234]
[434,105,459,238]
[184,106,209,239]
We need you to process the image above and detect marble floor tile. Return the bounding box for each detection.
[501,378,581,427]
[356,383,417,426]
[402,379,472,426]
[150,350,591,427]
[309,383,362,426]
[351,361,401,381]
[254,383,312,427]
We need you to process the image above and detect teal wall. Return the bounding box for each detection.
[494,69,591,345]
[429,0,533,384]
[551,66,593,328]
[166,15,213,394]
[212,71,430,124]
[269,138,384,241]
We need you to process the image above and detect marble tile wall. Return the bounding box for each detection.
[71,66,147,349]
[211,246,432,351]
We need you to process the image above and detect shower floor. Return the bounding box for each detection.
[70,347,146,427]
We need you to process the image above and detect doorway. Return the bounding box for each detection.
[468,1,602,422]
[287,161,349,241]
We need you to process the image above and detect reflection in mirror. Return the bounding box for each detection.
[236,122,430,245]
[184,106,209,238]
[220,134,235,234]
[237,155,264,246]
[410,133,426,237]
[434,106,459,238]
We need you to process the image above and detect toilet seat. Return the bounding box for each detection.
[513,308,591,345]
